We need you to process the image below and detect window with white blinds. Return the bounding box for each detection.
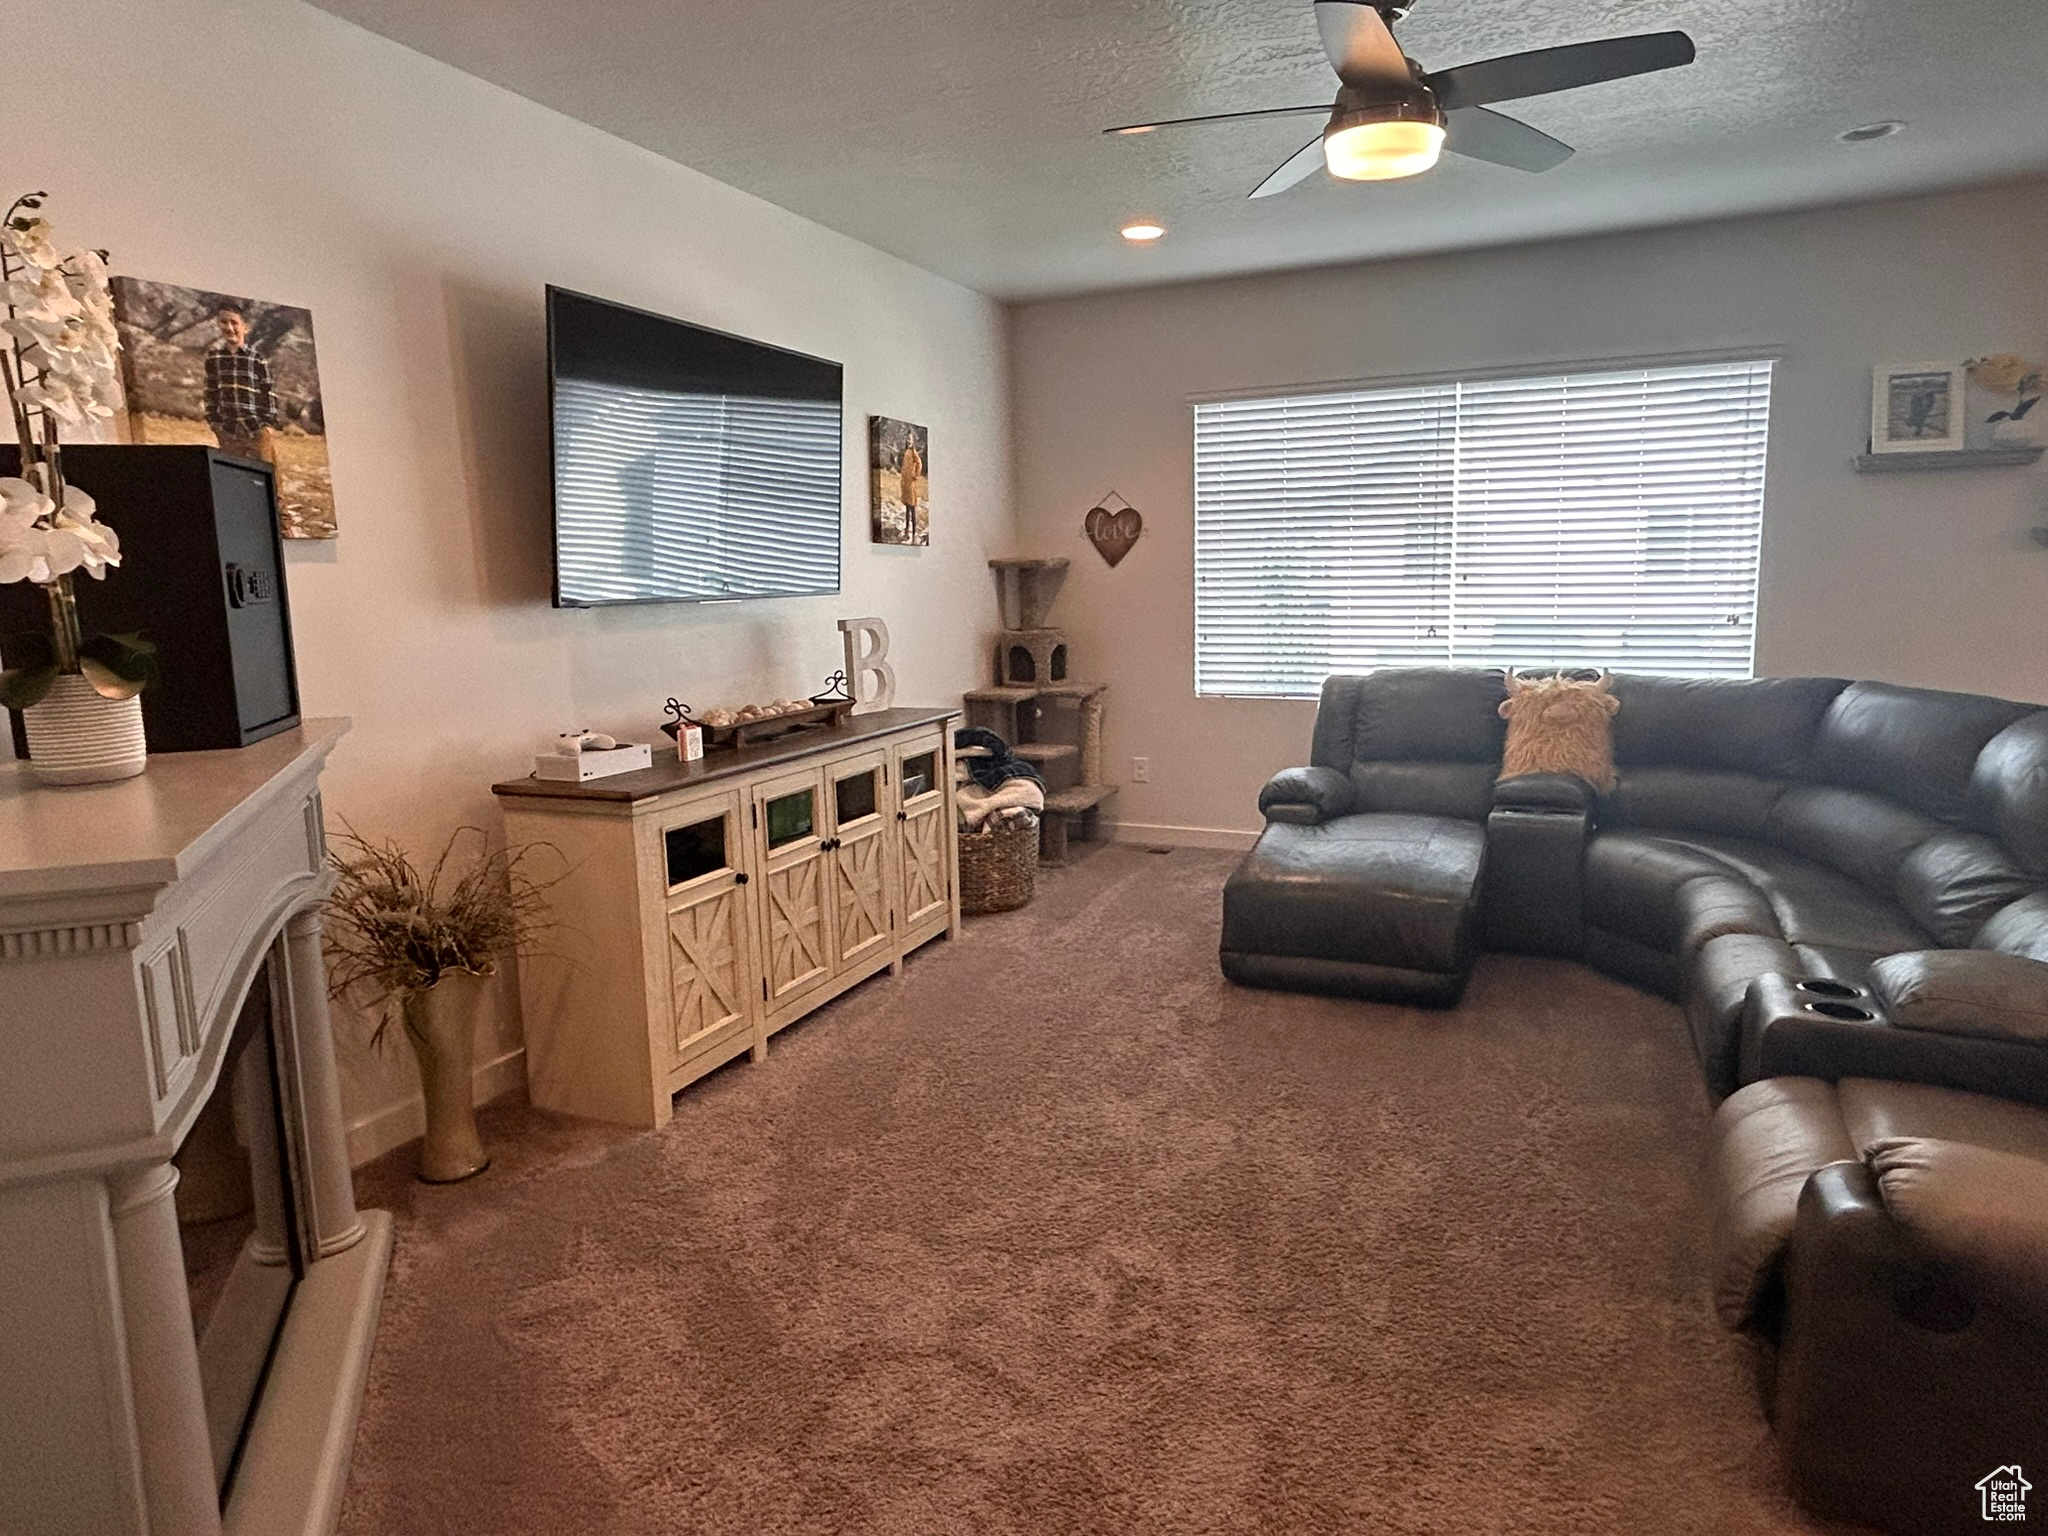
[1192,358,1773,698]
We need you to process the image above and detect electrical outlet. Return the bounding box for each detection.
[1131,756,1150,783]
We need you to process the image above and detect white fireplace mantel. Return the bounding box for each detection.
[0,720,392,1536]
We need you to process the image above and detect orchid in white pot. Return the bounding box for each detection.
[0,193,156,784]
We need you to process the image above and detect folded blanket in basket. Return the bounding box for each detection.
[957,776,1045,831]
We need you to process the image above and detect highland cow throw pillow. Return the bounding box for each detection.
[1497,671,1621,791]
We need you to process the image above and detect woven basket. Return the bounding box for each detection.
[958,815,1038,915]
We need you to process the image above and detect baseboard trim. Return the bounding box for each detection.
[1107,819,1259,852]
[346,1047,526,1168]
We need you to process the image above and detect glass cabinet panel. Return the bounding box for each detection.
[664,815,728,888]
[765,788,816,849]
[900,751,938,801]
[834,768,879,827]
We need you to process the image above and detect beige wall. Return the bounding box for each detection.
[1009,181,2048,844]
[13,0,1014,1157]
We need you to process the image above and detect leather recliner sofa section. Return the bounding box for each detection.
[1221,668,1507,1005]
[1222,666,2048,1536]
[1709,1075,2048,1536]
[1222,668,2048,1100]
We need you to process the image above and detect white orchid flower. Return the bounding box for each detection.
[0,269,83,325]
[35,337,96,378]
[0,534,54,586]
[28,267,83,320]
[1,316,53,349]
[53,499,119,577]
[14,377,72,422]
[0,500,54,583]
[14,337,62,372]
[0,495,44,539]
[16,372,93,423]
[0,211,130,572]
[0,477,53,519]
[38,522,90,578]
[2,217,62,271]
[0,478,118,585]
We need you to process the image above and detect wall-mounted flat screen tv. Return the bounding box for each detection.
[548,286,843,607]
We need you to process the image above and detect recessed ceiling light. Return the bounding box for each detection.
[1120,221,1166,243]
[1839,120,1906,143]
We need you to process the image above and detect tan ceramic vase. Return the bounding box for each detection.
[401,969,491,1183]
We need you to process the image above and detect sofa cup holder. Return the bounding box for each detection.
[1793,978,1865,1000]
[1802,999,1877,1022]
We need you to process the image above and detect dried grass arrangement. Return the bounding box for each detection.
[323,822,561,1045]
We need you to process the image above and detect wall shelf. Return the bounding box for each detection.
[1854,445,2043,473]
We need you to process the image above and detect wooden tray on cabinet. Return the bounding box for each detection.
[700,701,855,749]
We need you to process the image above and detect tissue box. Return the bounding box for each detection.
[532,742,653,782]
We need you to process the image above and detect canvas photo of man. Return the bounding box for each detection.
[204,302,282,465]
[109,277,339,539]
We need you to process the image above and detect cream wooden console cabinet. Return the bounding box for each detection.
[493,707,961,1129]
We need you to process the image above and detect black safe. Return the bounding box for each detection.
[2,445,301,755]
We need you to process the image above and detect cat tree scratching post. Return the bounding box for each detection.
[969,558,1116,866]
[1078,691,1104,787]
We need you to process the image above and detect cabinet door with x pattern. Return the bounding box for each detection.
[658,791,759,1072]
[751,766,834,1013]
[826,749,894,971]
[891,733,953,941]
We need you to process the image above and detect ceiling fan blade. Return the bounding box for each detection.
[1314,1,1412,88]
[1428,30,1695,111]
[1250,137,1328,199]
[1104,103,1330,136]
[1443,106,1574,171]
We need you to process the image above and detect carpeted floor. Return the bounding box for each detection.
[340,845,1853,1536]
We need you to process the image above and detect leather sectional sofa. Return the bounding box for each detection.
[1223,668,2048,1102]
[1221,668,2048,1535]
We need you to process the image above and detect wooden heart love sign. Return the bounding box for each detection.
[1084,503,1142,568]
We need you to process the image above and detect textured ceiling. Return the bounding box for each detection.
[308,0,2048,300]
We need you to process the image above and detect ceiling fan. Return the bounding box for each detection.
[1104,1,1695,197]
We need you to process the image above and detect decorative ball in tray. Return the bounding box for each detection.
[666,675,856,750]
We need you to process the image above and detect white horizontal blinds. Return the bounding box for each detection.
[554,380,839,603]
[1448,360,1772,675]
[1192,358,1772,697]
[1193,383,1459,698]
[706,396,841,596]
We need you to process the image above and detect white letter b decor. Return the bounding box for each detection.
[838,617,896,713]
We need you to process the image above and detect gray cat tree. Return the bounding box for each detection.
[968,558,1115,865]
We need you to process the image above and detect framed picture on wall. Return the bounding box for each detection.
[110,277,339,537]
[869,416,929,546]
[1869,362,1968,455]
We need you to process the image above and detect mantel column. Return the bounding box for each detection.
[107,1163,221,1536]
[280,908,364,1258]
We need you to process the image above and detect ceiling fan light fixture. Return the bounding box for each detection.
[1323,114,1446,181]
